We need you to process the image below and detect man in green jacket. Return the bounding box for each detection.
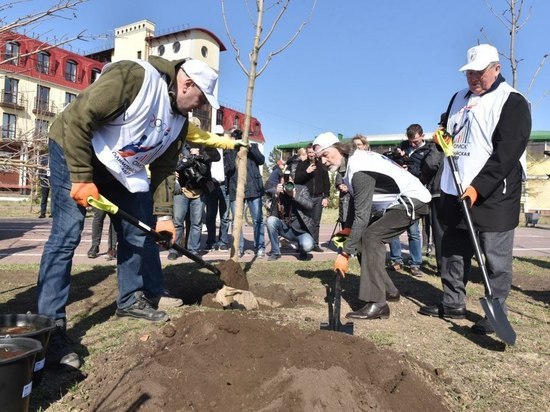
[38,56,238,369]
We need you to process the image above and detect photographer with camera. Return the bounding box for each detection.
[387,124,432,277]
[265,169,315,261]
[294,143,330,252]
[168,143,220,260]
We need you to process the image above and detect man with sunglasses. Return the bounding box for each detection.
[37,56,242,369]
[419,44,531,336]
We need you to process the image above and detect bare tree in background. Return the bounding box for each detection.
[0,0,89,206]
[481,0,549,106]
[221,0,317,260]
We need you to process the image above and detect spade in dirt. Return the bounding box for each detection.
[88,195,248,290]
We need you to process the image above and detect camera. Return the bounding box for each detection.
[176,155,209,190]
[283,170,295,192]
[383,148,411,167]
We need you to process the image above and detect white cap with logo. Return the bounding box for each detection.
[182,59,220,109]
[312,132,339,155]
[459,44,499,72]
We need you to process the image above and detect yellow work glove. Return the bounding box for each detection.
[432,128,452,147]
[331,227,352,249]
[70,182,99,208]
[334,253,350,277]
[461,185,478,208]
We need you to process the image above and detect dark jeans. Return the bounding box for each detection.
[40,186,50,216]
[90,209,117,251]
[310,196,324,246]
[358,202,429,303]
[37,139,161,320]
[204,184,228,247]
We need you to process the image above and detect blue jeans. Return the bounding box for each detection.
[231,196,265,252]
[37,139,156,319]
[204,184,228,247]
[171,192,204,254]
[266,216,314,255]
[389,219,422,267]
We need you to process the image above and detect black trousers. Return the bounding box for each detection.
[358,202,429,302]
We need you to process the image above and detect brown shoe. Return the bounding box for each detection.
[410,266,423,277]
[386,290,401,302]
[345,302,390,320]
[386,262,402,271]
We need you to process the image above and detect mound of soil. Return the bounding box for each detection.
[217,259,249,290]
[78,311,449,411]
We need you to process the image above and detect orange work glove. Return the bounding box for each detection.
[334,253,350,277]
[156,219,176,243]
[70,182,99,207]
[461,185,478,208]
[432,128,452,147]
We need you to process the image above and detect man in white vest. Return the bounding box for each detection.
[38,56,242,369]
[419,44,531,335]
[312,132,432,321]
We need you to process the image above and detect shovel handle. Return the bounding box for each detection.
[445,157,493,297]
[88,195,221,277]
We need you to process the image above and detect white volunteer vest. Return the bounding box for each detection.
[344,151,432,212]
[441,82,528,196]
[92,60,186,192]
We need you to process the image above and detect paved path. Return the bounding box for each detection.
[0,217,549,266]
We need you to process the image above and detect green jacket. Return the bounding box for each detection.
[50,56,193,215]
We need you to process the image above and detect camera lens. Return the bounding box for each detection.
[284,181,295,191]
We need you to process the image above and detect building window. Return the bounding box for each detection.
[2,113,16,140]
[65,92,76,107]
[158,45,165,56]
[65,60,77,82]
[35,119,49,138]
[3,77,19,105]
[233,115,240,127]
[137,51,142,59]
[201,46,208,58]
[91,69,101,83]
[173,41,181,53]
[37,51,50,74]
[5,41,19,65]
[36,85,50,112]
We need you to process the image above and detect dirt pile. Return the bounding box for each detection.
[77,311,449,411]
[217,259,249,290]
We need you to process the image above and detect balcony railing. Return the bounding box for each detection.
[33,98,57,117]
[0,90,25,110]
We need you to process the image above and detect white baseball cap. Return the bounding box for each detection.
[312,132,339,155]
[213,124,225,135]
[459,44,499,72]
[182,59,220,109]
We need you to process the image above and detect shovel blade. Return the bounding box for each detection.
[320,320,354,335]
[479,297,516,345]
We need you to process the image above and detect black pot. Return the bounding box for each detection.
[0,314,56,386]
[0,337,43,412]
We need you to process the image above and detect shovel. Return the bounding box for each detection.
[437,132,516,345]
[87,195,221,277]
[320,269,354,335]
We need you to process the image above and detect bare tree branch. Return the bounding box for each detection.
[526,53,549,97]
[257,0,317,76]
[221,0,249,76]
[0,0,88,35]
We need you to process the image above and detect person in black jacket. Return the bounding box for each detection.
[224,128,266,257]
[265,170,314,261]
[387,124,431,277]
[294,143,330,251]
[419,44,531,336]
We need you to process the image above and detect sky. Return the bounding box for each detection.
[3,0,550,155]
